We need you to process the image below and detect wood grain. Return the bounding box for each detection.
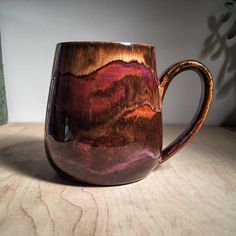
[0,123,236,236]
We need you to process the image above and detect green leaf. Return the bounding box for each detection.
[225,2,234,9]
[227,21,236,39]
[222,11,232,22]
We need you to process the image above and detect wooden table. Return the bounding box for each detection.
[0,123,235,236]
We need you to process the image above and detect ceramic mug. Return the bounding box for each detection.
[45,41,213,185]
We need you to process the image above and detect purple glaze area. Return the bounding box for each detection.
[45,60,162,185]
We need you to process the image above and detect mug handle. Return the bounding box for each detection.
[159,60,213,163]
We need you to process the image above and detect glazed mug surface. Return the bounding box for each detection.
[45,41,213,185]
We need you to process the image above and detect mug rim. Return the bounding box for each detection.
[57,41,155,48]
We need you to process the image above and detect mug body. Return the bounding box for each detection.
[45,41,162,185]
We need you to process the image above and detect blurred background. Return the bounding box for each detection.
[0,0,235,125]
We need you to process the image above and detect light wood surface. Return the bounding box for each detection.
[0,123,235,236]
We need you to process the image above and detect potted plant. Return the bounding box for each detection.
[0,32,8,125]
[223,1,236,39]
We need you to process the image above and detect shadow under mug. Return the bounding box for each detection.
[45,41,213,186]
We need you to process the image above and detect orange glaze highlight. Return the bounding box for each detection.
[124,105,156,120]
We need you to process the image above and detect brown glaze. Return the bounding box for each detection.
[45,42,162,185]
[44,41,213,185]
[159,60,213,162]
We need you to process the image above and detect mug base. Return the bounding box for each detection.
[45,141,159,186]
[52,164,150,187]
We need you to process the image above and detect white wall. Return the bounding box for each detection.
[0,0,235,125]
